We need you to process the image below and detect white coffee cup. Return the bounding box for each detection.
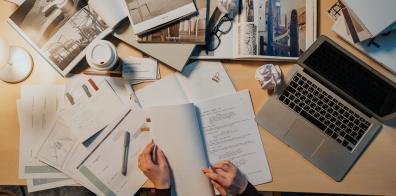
[86,40,118,71]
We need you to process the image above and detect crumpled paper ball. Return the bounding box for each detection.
[255,64,282,91]
[217,0,239,18]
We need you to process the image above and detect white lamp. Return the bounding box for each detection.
[0,36,33,83]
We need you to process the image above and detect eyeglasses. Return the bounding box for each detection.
[207,15,233,52]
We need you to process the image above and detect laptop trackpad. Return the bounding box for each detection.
[284,119,325,156]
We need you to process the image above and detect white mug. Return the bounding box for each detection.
[86,40,118,71]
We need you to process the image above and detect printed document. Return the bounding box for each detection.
[58,80,125,142]
[77,109,151,196]
[17,85,69,179]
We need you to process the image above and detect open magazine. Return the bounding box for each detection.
[122,0,197,35]
[192,0,317,61]
[8,0,127,77]
[136,7,207,44]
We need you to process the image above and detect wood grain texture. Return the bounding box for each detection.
[0,0,395,194]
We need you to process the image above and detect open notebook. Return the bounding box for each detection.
[147,90,272,196]
[8,0,127,76]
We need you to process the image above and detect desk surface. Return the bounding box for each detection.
[1,0,396,195]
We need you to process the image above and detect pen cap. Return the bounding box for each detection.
[86,40,118,71]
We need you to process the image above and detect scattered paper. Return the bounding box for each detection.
[27,178,76,193]
[65,75,137,107]
[78,109,150,196]
[17,86,70,179]
[255,64,282,91]
[58,80,126,142]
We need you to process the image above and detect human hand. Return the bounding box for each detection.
[138,141,171,189]
[202,160,248,196]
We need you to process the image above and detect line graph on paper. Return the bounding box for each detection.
[38,121,77,169]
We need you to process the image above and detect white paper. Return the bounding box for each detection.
[122,57,159,80]
[27,178,76,193]
[136,61,235,108]
[78,109,150,196]
[342,0,396,38]
[58,80,125,142]
[178,61,236,102]
[36,108,135,195]
[17,86,69,179]
[149,104,214,196]
[195,90,272,185]
[65,75,137,108]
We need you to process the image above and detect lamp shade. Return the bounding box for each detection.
[0,36,33,83]
[0,36,10,68]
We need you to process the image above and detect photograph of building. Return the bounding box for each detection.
[42,6,108,70]
[262,0,307,57]
[238,23,258,56]
[125,0,194,24]
[236,0,307,57]
[9,0,87,47]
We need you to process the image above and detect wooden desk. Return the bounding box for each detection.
[1,0,396,195]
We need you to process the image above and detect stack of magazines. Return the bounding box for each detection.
[329,0,396,74]
[8,0,320,76]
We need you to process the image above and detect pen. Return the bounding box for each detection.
[121,131,130,176]
[152,145,158,164]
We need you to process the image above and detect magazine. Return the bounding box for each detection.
[192,0,318,61]
[136,7,207,44]
[122,0,197,35]
[8,0,127,77]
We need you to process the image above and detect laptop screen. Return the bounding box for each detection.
[303,41,396,117]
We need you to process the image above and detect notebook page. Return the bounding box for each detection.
[135,75,189,108]
[177,61,236,103]
[148,103,214,196]
[195,90,272,185]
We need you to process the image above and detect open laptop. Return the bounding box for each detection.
[255,36,396,181]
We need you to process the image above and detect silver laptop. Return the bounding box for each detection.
[255,36,396,181]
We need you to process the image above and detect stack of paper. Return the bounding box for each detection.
[16,76,140,193]
[122,57,160,84]
[17,85,76,192]
[329,0,396,74]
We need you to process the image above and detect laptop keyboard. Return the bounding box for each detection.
[279,73,371,151]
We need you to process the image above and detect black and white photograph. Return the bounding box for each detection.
[137,8,207,44]
[124,0,197,34]
[42,6,108,71]
[238,23,258,56]
[125,0,194,24]
[9,0,87,47]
